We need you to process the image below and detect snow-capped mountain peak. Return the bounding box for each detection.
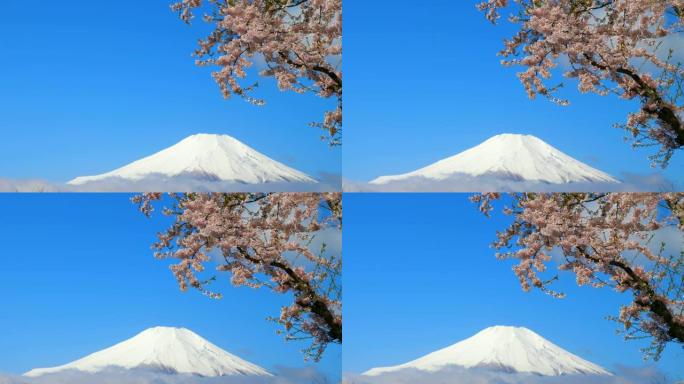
[24,326,272,378]
[67,133,316,185]
[370,133,619,185]
[363,325,611,377]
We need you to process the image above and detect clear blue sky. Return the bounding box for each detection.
[344,1,684,186]
[0,194,340,381]
[343,193,684,381]
[0,1,339,182]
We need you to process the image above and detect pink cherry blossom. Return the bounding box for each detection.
[171,0,342,145]
[473,192,684,360]
[478,0,684,166]
[133,192,342,361]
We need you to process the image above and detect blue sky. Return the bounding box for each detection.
[0,1,339,182]
[343,193,684,381]
[0,194,340,381]
[344,1,684,186]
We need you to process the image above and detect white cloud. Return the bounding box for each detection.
[0,179,60,192]
[342,366,672,384]
[342,173,677,192]
[0,366,330,384]
[0,176,340,193]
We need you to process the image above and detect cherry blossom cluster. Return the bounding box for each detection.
[171,0,342,145]
[473,192,684,360]
[478,0,684,166]
[133,192,342,361]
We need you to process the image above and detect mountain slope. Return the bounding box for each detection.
[363,326,611,377]
[68,133,316,185]
[24,326,272,378]
[369,134,618,185]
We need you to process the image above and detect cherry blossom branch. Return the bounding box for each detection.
[133,192,342,361]
[171,0,342,145]
[472,192,684,360]
[478,0,684,166]
[578,246,684,344]
[585,54,684,147]
[236,246,342,342]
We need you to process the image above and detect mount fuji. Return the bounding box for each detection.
[66,134,317,190]
[363,326,611,377]
[24,326,271,378]
[363,134,621,191]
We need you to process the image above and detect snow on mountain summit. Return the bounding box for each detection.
[370,134,619,185]
[24,326,272,378]
[363,325,611,377]
[68,133,316,185]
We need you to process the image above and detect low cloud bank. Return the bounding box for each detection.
[0,175,341,192]
[342,365,673,384]
[0,366,331,384]
[343,172,677,192]
[0,179,60,192]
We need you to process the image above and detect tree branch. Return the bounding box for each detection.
[579,247,684,343]
[237,246,342,343]
[585,54,684,147]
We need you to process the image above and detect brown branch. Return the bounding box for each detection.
[237,247,342,343]
[278,52,342,92]
[578,247,684,343]
[584,54,684,146]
